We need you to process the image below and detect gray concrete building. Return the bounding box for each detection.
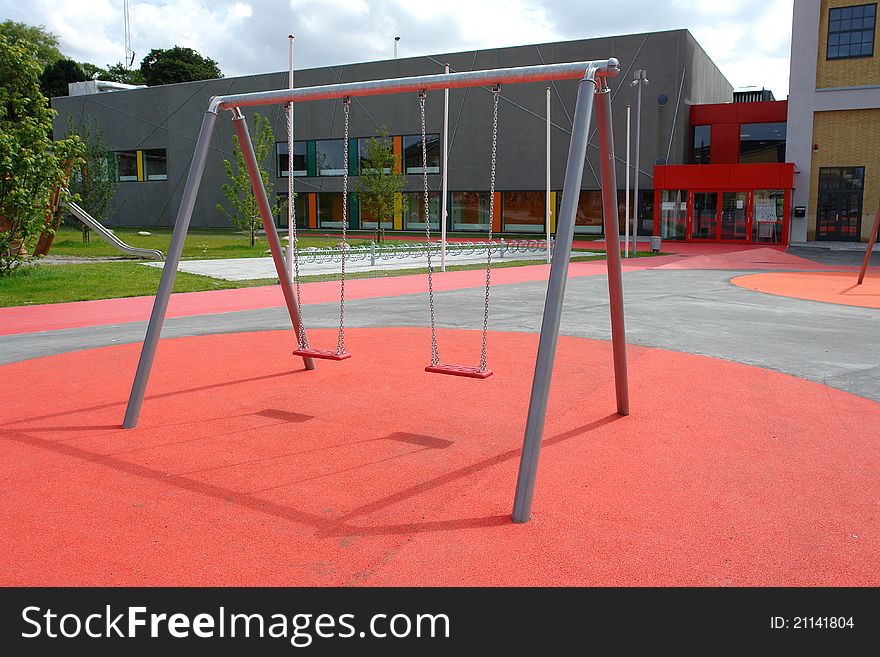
[52,29,732,235]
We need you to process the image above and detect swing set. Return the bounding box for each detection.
[122,58,629,523]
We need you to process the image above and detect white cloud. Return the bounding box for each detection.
[0,0,794,97]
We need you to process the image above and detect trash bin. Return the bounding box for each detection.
[650,235,662,253]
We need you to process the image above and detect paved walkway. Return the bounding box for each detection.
[142,246,589,281]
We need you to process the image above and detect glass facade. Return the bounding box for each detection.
[752,190,784,243]
[817,167,864,241]
[115,151,138,181]
[451,192,490,231]
[827,3,876,59]
[571,191,603,234]
[317,192,345,228]
[739,123,786,163]
[402,134,440,174]
[502,191,545,233]
[275,192,309,228]
[403,191,440,230]
[357,136,393,174]
[315,140,345,176]
[276,141,308,177]
[143,149,167,180]
[659,190,687,239]
[692,125,711,164]
[359,195,393,229]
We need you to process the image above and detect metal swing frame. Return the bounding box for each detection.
[121,58,629,524]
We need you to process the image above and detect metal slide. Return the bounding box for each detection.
[64,200,164,260]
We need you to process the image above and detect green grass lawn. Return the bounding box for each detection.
[46,226,598,260]
[0,250,662,307]
[46,226,405,260]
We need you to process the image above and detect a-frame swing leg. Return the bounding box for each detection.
[857,206,879,285]
[230,108,318,369]
[511,73,629,524]
[122,106,315,430]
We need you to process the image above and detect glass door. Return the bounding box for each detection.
[691,192,718,240]
[817,168,864,241]
[721,192,748,240]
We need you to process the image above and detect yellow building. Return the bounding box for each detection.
[787,0,880,242]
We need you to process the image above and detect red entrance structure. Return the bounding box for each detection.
[653,99,794,246]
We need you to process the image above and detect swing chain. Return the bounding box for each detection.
[479,84,500,372]
[288,99,308,349]
[420,91,439,367]
[337,96,351,355]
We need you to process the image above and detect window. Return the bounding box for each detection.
[692,126,711,164]
[115,151,138,181]
[503,191,545,233]
[571,191,603,235]
[451,192,490,231]
[114,149,167,182]
[315,140,345,176]
[403,191,440,230]
[276,141,308,177]
[403,134,440,174]
[358,136,393,174]
[359,196,393,229]
[827,3,876,59]
[752,190,784,244]
[275,192,308,228]
[637,189,654,235]
[739,122,786,163]
[142,149,167,180]
[317,192,345,227]
[659,190,687,240]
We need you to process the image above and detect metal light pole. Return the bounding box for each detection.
[546,86,551,263]
[394,36,400,59]
[441,63,449,271]
[625,104,631,257]
[631,69,648,253]
[287,34,295,277]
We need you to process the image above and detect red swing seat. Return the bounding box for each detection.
[425,363,493,379]
[293,347,351,361]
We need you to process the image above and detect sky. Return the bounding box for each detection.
[2,0,794,98]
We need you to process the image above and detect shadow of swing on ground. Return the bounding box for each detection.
[2,414,624,537]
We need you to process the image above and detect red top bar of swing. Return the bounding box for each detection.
[212,59,619,112]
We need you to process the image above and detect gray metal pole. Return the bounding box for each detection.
[595,86,630,416]
[511,72,598,523]
[441,63,449,272]
[231,109,315,372]
[632,75,643,252]
[122,108,218,429]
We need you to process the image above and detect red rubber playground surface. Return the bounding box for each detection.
[2,327,878,586]
[731,271,880,308]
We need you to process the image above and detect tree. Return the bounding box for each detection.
[216,112,283,246]
[0,20,62,70]
[139,46,222,86]
[39,58,87,98]
[356,127,406,244]
[103,62,145,85]
[0,35,83,275]
[65,116,117,237]
[79,62,107,80]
